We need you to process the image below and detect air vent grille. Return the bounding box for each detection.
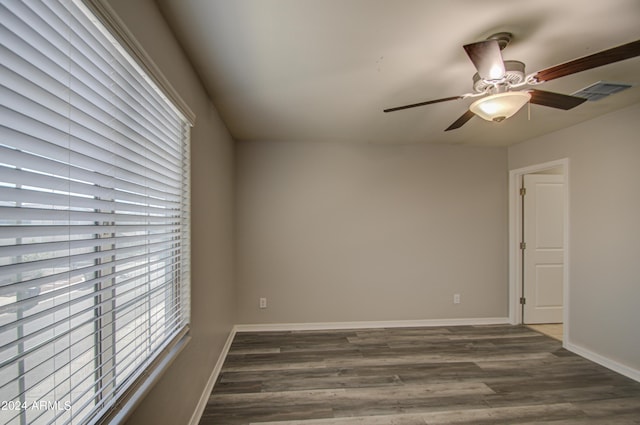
[572,81,634,101]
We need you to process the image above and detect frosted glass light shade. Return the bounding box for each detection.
[469,91,531,122]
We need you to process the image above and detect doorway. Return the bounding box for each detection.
[509,159,569,344]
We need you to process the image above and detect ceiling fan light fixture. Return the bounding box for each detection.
[469,91,531,122]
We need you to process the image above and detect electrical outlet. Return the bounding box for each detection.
[453,294,461,304]
[259,297,267,309]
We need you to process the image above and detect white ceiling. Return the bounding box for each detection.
[156,0,640,146]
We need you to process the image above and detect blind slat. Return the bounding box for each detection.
[0,206,181,224]
[0,167,180,208]
[0,184,180,217]
[0,248,181,299]
[0,136,182,202]
[0,238,181,286]
[0,223,180,240]
[0,230,180,264]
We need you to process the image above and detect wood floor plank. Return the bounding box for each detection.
[254,413,429,425]
[253,403,587,425]
[199,325,640,425]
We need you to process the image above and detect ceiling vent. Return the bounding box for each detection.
[572,81,634,101]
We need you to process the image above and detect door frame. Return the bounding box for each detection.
[508,158,570,344]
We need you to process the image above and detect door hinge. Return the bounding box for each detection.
[520,297,526,305]
[520,242,526,250]
[520,187,526,196]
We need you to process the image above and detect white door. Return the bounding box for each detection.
[522,174,564,324]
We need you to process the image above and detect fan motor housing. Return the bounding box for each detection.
[473,60,526,93]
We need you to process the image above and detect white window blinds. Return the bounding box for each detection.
[0,1,191,424]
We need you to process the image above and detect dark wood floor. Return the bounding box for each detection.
[199,324,640,424]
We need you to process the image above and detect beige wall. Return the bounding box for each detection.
[104,1,236,424]
[237,141,508,324]
[509,103,640,373]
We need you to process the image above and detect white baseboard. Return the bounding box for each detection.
[188,328,237,425]
[565,341,640,383]
[234,317,510,332]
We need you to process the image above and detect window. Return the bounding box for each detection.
[0,1,191,424]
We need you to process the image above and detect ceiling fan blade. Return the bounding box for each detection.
[529,89,587,110]
[533,39,640,82]
[383,95,464,112]
[463,39,506,80]
[445,110,475,131]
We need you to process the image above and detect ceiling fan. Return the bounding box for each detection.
[383,33,640,131]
